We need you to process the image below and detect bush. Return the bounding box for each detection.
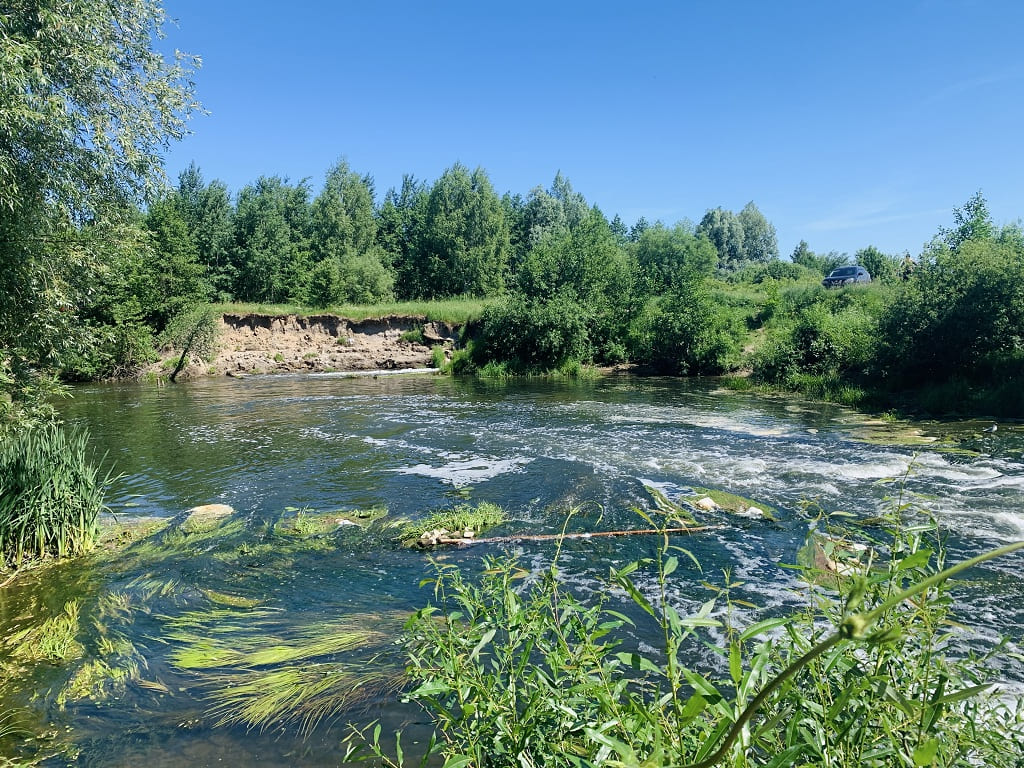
[475,293,592,373]
[348,512,1024,767]
[0,423,111,567]
[873,239,1024,389]
[61,321,157,381]
[629,279,744,374]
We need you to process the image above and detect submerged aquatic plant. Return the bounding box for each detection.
[4,599,83,664]
[0,423,112,567]
[167,608,407,733]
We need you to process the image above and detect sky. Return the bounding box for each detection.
[159,0,1024,258]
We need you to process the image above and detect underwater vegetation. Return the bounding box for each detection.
[0,502,412,763]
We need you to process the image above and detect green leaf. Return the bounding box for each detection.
[912,738,939,766]
[468,628,495,662]
[663,555,678,577]
[897,549,933,572]
[410,680,450,697]
[738,617,790,642]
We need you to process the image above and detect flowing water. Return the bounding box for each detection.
[2,373,1023,766]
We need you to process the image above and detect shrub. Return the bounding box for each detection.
[475,292,592,373]
[0,423,111,567]
[347,511,1024,767]
[629,279,744,374]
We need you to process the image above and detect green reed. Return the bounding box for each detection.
[0,423,112,567]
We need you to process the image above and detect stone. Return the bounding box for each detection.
[181,503,234,534]
[695,497,718,511]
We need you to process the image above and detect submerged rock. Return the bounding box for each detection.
[181,503,235,534]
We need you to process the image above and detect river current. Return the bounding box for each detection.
[2,373,1022,766]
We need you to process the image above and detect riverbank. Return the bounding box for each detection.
[159,313,462,378]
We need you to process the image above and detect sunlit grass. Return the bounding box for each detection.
[211,296,489,324]
[166,609,407,733]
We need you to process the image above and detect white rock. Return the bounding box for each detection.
[695,497,718,511]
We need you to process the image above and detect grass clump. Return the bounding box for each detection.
[213,297,488,325]
[0,423,111,567]
[400,502,506,544]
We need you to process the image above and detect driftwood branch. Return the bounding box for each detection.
[423,525,722,548]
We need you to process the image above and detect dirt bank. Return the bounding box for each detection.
[167,313,460,378]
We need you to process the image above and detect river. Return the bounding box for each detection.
[1,373,1022,766]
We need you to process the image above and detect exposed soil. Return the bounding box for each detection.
[163,313,460,378]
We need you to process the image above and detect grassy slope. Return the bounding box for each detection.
[211,297,490,324]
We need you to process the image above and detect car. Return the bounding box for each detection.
[822,265,871,288]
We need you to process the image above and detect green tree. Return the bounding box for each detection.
[311,159,377,261]
[176,164,235,298]
[232,177,312,303]
[790,240,848,276]
[418,164,510,297]
[737,201,779,262]
[854,245,898,284]
[143,196,209,329]
[633,222,717,294]
[377,175,429,299]
[940,190,993,252]
[696,207,746,269]
[309,159,392,303]
[874,238,1024,387]
[0,0,198,426]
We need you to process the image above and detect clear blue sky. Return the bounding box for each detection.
[160,0,1024,258]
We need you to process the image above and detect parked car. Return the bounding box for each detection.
[822,265,871,288]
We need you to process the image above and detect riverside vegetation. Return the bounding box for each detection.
[346,504,1024,768]
[2,2,1024,766]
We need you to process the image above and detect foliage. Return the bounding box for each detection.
[0,0,199,422]
[790,240,849,276]
[633,223,717,294]
[349,510,1024,768]
[752,284,886,387]
[232,176,313,303]
[854,245,900,284]
[415,164,510,298]
[873,236,1024,391]
[0,424,111,567]
[629,279,745,374]
[476,293,593,373]
[160,305,220,381]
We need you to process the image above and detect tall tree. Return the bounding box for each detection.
[307,159,392,305]
[737,201,779,262]
[0,0,198,426]
[377,175,429,299]
[232,177,312,303]
[940,191,993,253]
[633,223,717,294]
[417,164,510,297]
[175,164,235,297]
[696,207,745,269]
[310,159,377,261]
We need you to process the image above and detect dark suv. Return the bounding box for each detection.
[822,265,871,288]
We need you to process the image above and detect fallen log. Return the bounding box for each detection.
[422,525,723,548]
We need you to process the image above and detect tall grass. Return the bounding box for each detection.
[0,423,111,567]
